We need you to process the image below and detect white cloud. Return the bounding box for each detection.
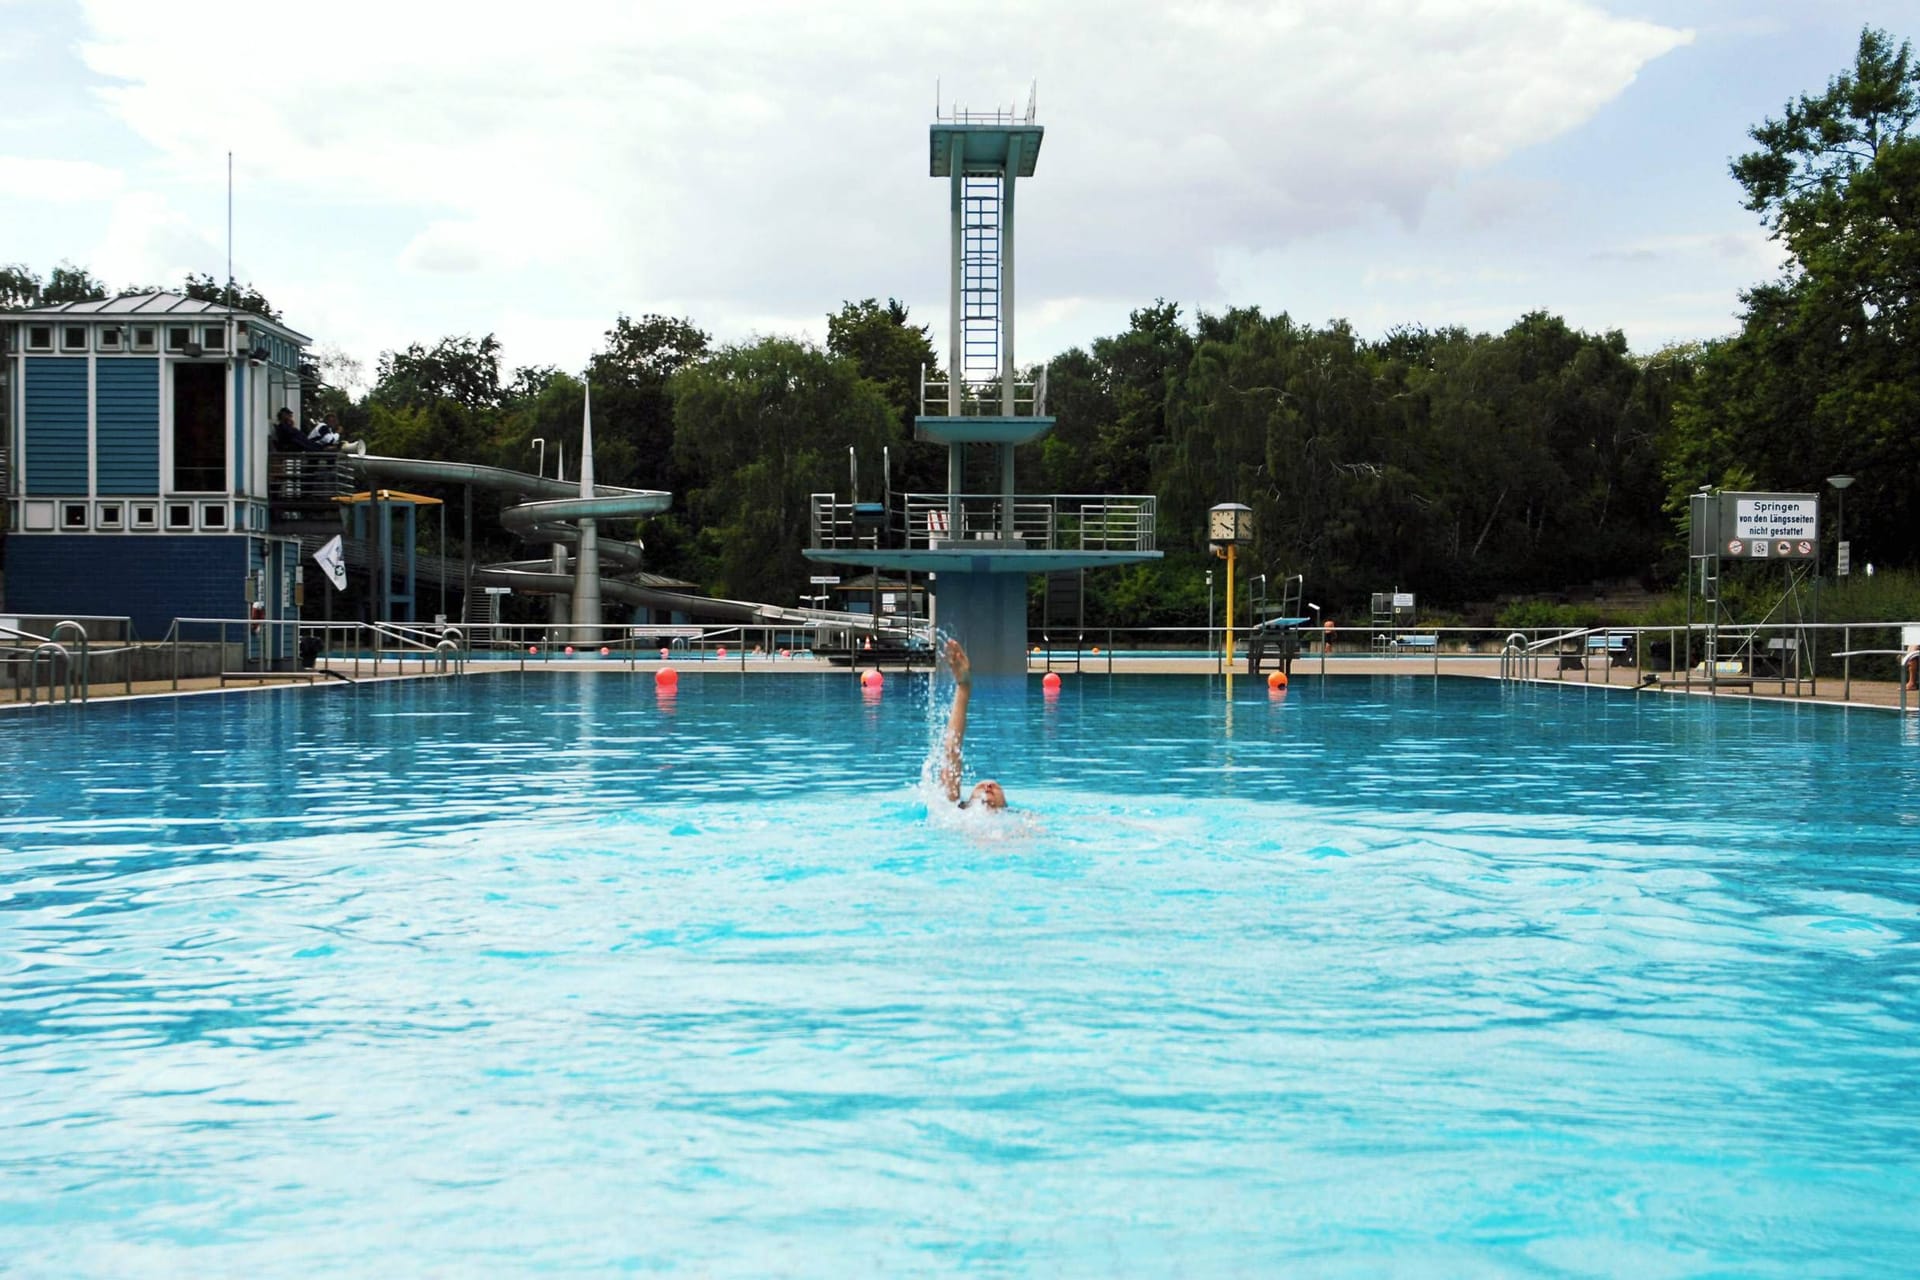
[67,0,1691,366]
[0,154,123,200]
[89,190,224,289]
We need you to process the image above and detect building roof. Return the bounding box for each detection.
[8,292,311,343]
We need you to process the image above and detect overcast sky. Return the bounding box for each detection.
[2,1,1912,389]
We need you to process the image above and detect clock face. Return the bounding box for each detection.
[1209,509,1237,541]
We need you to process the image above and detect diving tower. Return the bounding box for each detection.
[805,87,1161,676]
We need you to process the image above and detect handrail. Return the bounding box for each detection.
[49,622,91,705]
[29,642,76,706]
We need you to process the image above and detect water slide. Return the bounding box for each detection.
[347,452,908,630]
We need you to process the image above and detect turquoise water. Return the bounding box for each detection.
[3,673,1918,1275]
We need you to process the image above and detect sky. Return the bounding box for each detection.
[1,0,1913,392]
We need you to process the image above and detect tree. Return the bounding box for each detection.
[43,262,107,305]
[372,334,505,413]
[826,298,940,494]
[671,338,896,604]
[586,313,710,493]
[0,265,42,309]
[182,272,280,319]
[1673,26,1920,566]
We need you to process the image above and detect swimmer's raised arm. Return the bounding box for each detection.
[940,639,971,803]
[940,639,1007,810]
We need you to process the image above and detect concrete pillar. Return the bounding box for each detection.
[1001,140,1019,415]
[934,568,1028,678]
[948,136,964,412]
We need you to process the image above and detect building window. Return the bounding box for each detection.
[165,503,194,531]
[131,503,158,530]
[130,326,157,352]
[97,327,123,352]
[200,503,228,530]
[96,502,124,529]
[166,326,192,352]
[23,501,55,531]
[25,325,52,352]
[62,326,87,352]
[171,363,227,491]
[202,326,227,353]
[62,502,88,530]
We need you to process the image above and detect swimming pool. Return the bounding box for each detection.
[3,673,1917,1274]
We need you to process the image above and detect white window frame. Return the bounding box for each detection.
[25,325,53,352]
[61,501,89,530]
[199,502,228,531]
[129,325,158,353]
[96,501,124,530]
[164,502,194,531]
[97,327,124,353]
[130,502,159,531]
[202,325,227,353]
[61,325,88,352]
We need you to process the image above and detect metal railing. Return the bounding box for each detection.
[810,491,1157,554]
[918,363,1048,418]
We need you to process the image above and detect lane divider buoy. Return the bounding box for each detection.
[1042,672,1062,689]
[655,667,678,686]
[860,669,883,688]
[1268,671,1288,690]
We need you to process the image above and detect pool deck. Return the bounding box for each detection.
[7,652,1916,713]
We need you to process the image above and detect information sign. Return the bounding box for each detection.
[1715,492,1819,560]
[809,575,841,585]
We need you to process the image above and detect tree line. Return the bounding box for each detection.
[6,28,1915,626]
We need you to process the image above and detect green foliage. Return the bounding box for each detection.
[670,337,896,604]
[373,334,504,412]
[43,262,107,304]
[1494,599,1590,630]
[1673,26,1920,569]
[182,273,279,319]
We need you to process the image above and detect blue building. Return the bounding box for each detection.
[2,293,309,648]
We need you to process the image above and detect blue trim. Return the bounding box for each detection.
[96,358,161,495]
[23,357,88,495]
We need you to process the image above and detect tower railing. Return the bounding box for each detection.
[810,492,1156,554]
[919,363,1049,418]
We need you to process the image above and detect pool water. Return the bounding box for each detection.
[3,673,1918,1275]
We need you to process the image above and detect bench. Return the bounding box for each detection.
[1585,634,1634,666]
[1756,637,1799,679]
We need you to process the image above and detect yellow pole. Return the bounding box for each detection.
[1224,543,1236,699]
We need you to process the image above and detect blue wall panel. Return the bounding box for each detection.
[96,358,161,495]
[23,357,87,495]
[5,535,252,635]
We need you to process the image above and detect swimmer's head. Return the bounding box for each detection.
[961,779,1007,811]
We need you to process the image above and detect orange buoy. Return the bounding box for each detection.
[717,646,727,659]
[1268,671,1288,690]
[1090,646,1100,655]
[528,645,539,655]
[564,645,575,655]
[655,667,678,686]
[860,668,883,687]
[599,646,610,657]
[1042,672,1062,689]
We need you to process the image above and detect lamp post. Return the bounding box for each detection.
[1208,503,1255,697]
[1206,569,1215,674]
[1827,474,1854,577]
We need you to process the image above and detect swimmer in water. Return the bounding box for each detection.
[940,639,1007,811]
